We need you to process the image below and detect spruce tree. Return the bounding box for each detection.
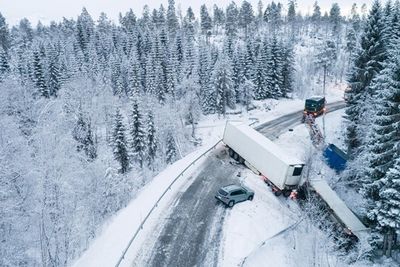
[47,45,61,97]
[72,112,97,161]
[363,54,400,207]
[0,12,10,51]
[146,110,157,167]
[165,131,177,164]
[253,44,268,100]
[265,36,284,99]
[212,54,235,116]
[0,47,9,82]
[112,109,130,173]
[32,49,49,98]
[238,79,255,110]
[127,51,141,97]
[329,3,342,37]
[281,44,295,97]
[200,5,212,35]
[76,8,95,54]
[198,43,214,114]
[129,99,146,168]
[372,156,400,257]
[345,0,387,156]
[167,0,179,35]
[239,1,254,34]
[226,2,239,37]
[213,5,225,34]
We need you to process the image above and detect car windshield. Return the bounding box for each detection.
[218,189,228,196]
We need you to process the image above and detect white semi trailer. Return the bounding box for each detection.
[223,121,305,196]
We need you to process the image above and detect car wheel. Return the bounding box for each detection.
[228,200,235,207]
[248,195,254,201]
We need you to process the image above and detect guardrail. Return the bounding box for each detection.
[115,139,222,267]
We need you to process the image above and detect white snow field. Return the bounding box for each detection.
[73,86,345,267]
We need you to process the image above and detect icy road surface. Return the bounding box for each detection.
[133,101,345,267]
[134,150,238,267]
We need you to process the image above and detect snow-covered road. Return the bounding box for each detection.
[132,101,346,267]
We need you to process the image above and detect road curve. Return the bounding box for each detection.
[134,100,345,267]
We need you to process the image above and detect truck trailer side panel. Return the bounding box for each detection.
[310,179,367,235]
[223,122,304,190]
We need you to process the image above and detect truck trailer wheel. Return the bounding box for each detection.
[233,152,239,161]
[228,148,234,157]
[274,190,282,197]
[283,191,291,198]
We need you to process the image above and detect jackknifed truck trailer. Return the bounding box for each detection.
[223,121,305,197]
[223,121,368,239]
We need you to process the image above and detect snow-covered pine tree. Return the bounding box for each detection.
[244,38,255,81]
[198,42,214,114]
[238,79,255,110]
[146,110,157,167]
[232,47,246,102]
[72,112,97,161]
[0,47,9,82]
[225,2,239,37]
[127,51,141,97]
[212,53,235,116]
[314,39,337,94]
[287,0,296,40]
[119,9,136,33]
[76,8,95,55]
[329,3,342,38]
[345,0,387,156]
[166,46,178,96]
[264,2,282,31]
[372,156,400,257]
[200,5,212,35]
[46,44,61,97]
[128,98,146,168]
[32,48,49,98]
[265,36,284,99]
[183,7,196,41]
[213,4,225,34]
[364,52,400,222]
[0,12,10,51]
[112,109,130,173]
[281,44,295,97]
[253,43,268,100]
[167,0,179,35]
[239,1,254,35]
[165,131,177,164]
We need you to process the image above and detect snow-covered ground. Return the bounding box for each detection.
[73,85,345,267]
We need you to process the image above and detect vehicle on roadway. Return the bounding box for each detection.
[301,96,326,122]
[215,184,254,207]
[223,121,305,197]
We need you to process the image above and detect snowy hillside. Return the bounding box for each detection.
[1,0,400,266]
